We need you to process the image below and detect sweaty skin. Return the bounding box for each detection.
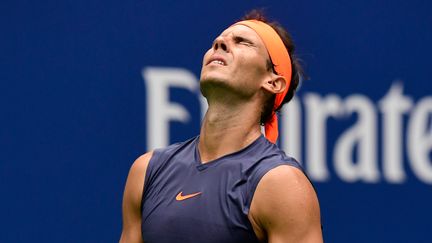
[120,24,323,243]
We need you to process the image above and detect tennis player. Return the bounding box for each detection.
[120,10,323,243]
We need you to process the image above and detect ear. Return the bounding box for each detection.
[262,75,287,94]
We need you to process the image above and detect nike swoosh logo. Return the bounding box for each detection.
[175,191,202,201]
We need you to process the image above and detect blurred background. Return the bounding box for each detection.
[1,0,431,242]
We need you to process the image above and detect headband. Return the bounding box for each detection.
[233,20,292,143]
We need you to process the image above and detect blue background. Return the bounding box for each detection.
[1,0,431,242]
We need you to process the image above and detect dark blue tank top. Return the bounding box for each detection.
[141,135,302,243]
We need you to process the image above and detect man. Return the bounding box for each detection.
[120,11,323,243]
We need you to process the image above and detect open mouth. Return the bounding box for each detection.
[210,60,225,65]
[207,56,227,66]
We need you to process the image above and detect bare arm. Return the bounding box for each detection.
[249,165,323,243]
[119,152,153,243]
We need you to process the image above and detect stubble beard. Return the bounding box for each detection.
[200,77,252,105]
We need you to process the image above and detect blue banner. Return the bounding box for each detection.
[1,0,431,242]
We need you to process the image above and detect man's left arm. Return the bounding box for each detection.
[249,165,323,243]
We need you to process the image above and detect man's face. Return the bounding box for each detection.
[200,24,272,99]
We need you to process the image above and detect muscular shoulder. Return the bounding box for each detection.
[129,152,153,182]
[249,165,322,242]
[120,152,154,243]
[123,152,154,214]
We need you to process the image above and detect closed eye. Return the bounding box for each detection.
[233,36,254,46]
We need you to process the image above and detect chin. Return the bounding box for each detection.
[200,71,229,85]
[199,76,232,98]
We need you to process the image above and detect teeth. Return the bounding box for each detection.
[211,60,225,65]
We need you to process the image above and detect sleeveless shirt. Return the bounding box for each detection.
[141,135,302,243]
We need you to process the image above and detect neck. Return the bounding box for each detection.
[198,100,262,163]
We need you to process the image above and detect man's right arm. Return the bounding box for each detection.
[119,151,153,243]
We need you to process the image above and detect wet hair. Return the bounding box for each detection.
[240,10,304,125]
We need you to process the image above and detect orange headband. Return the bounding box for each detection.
[233,20,292,143]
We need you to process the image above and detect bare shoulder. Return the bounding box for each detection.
[124,151,154,205]
[249,165,323,243]
[129,152,154,182]
[120,151,154,243]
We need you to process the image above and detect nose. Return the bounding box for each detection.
[213,36,229,52]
